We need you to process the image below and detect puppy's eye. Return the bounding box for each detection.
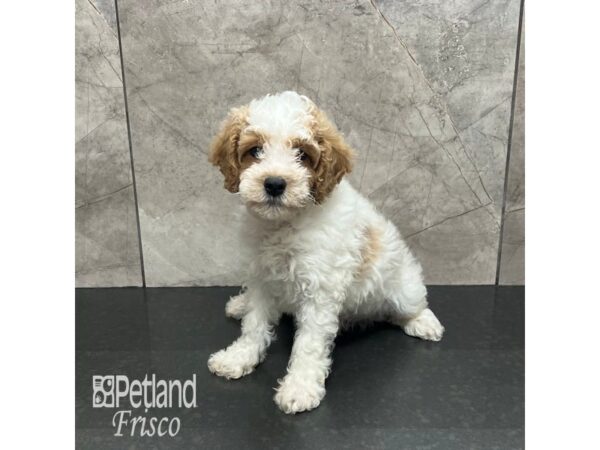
[248,147,263,158]
[297,149,309,163]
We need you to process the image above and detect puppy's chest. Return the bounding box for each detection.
[252,229,307,281]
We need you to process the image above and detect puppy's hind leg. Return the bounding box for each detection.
[225,290,250,320]
[383,258,444,342]
[390,308,444,342]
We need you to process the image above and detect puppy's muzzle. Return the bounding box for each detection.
[264,176,287,197]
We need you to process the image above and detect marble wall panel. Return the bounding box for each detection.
[75,0,142,286]
[372,0,521,283]
[499,26,524,285]
[117,0,522,285]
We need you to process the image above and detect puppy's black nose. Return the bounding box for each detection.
[264,176,287,197]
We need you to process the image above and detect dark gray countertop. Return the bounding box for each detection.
[76,286,524,449]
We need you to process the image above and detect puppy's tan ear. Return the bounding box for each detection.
[208,107,248,193]
[311,108,355,203]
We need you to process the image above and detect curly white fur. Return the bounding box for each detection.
[207,91,444,414]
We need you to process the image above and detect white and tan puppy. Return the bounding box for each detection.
[207,91,444,414]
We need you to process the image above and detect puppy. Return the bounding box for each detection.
[207,91,444,414]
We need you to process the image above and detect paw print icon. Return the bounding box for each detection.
[92,375,115,408]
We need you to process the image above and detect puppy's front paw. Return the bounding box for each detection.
[274,375,325,414]
[207,349,255,379]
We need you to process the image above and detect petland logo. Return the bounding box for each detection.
[92,374,197,437]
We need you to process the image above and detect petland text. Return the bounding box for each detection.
[92,374,197,437]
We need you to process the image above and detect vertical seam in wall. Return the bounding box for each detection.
[115,0,146,287]
[495,0,525,285]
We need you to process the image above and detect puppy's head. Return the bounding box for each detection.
[209,91,354,221]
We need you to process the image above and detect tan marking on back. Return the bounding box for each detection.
[358,226,382,278]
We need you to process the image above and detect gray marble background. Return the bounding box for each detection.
[76,0,142,286]
[75,0,525,287]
